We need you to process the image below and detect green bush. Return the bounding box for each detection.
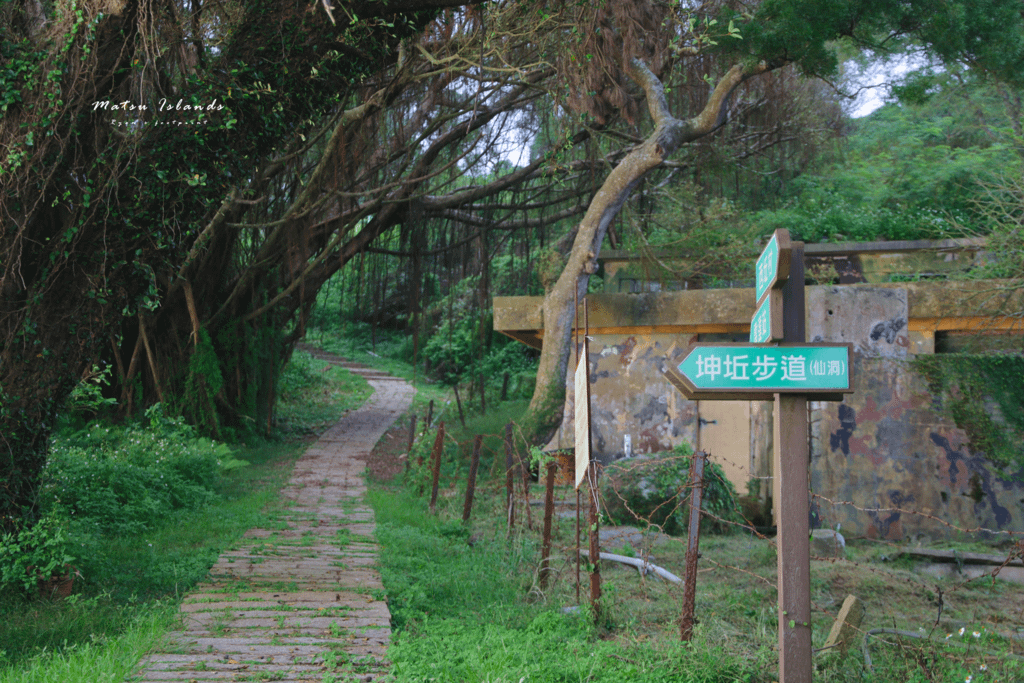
[42,407,242,535]
[602,443,741,535]
[0,513,76,594]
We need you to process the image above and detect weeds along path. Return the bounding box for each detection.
[131,352,415,682]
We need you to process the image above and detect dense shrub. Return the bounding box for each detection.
[42,406,242,535]
[602,443,741,535]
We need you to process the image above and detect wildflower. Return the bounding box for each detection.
[980,665,988,671]
[973,631,981,638]
[959,627,966,636]
[965,676,973,683]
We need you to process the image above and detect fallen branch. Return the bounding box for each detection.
[580,550,682,584]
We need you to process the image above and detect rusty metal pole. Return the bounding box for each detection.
[424,399,434,433]
[428,422,445,513]
[539,461,557,591]
[405,414,417,473]
[505,422,515,532]
[680,450,707,641]
[462,434,482,523]
[777,241,812,683]
[521,444,534,531]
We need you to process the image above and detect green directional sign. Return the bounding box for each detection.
[677,344,852,394]
[749,291,782,344]
[755,230,792,305]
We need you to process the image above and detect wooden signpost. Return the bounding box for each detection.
[663,229,852,683]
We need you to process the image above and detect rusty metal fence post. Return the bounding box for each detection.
[462,435,482,523]
[428,422,445,513]
[453,385,466,428]
[520,442,534,531]
[539,461,557,591]
[680,450,708,641]
[405,414,417,473]
[504,422,515,532]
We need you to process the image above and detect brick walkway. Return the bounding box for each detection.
[131,361,415,682]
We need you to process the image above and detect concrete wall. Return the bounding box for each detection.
[807,287,1024,540]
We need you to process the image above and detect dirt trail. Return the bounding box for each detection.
[130,352,415,682]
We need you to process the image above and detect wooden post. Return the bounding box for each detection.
[680,451,707,641]
[777,241,811,683]
[539,461,557,591]
[424,399,434,433]
[429,422,445,513]
[462,435,482,523]
[501,371,510,401]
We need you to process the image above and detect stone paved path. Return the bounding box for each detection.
[131,358,415,682]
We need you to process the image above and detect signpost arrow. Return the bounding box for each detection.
[678,343,852,392]
[664,343,852,402]
[755,229,792,306]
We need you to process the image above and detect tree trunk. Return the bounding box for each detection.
[520,59,767,446]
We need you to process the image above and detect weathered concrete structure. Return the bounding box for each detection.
[494,274,1024,540]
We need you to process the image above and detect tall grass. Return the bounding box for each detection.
[0,602,175,683]
[370,485,771,682]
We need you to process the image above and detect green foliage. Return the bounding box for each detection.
[913,354,1024,470]
[181,330,225,436]
[0,513,75,595]
[0,434,302,676]
[61,365,117,427]
[405,429,462,495]
[371,486,766,683]
[603,443,741,535]
[743,74,1024,245]
[41,407,241,535]
[421,316,481,385]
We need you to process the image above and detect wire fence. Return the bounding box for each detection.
[398,407,1024,677]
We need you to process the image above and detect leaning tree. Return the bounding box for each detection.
[514,0,1024,445]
